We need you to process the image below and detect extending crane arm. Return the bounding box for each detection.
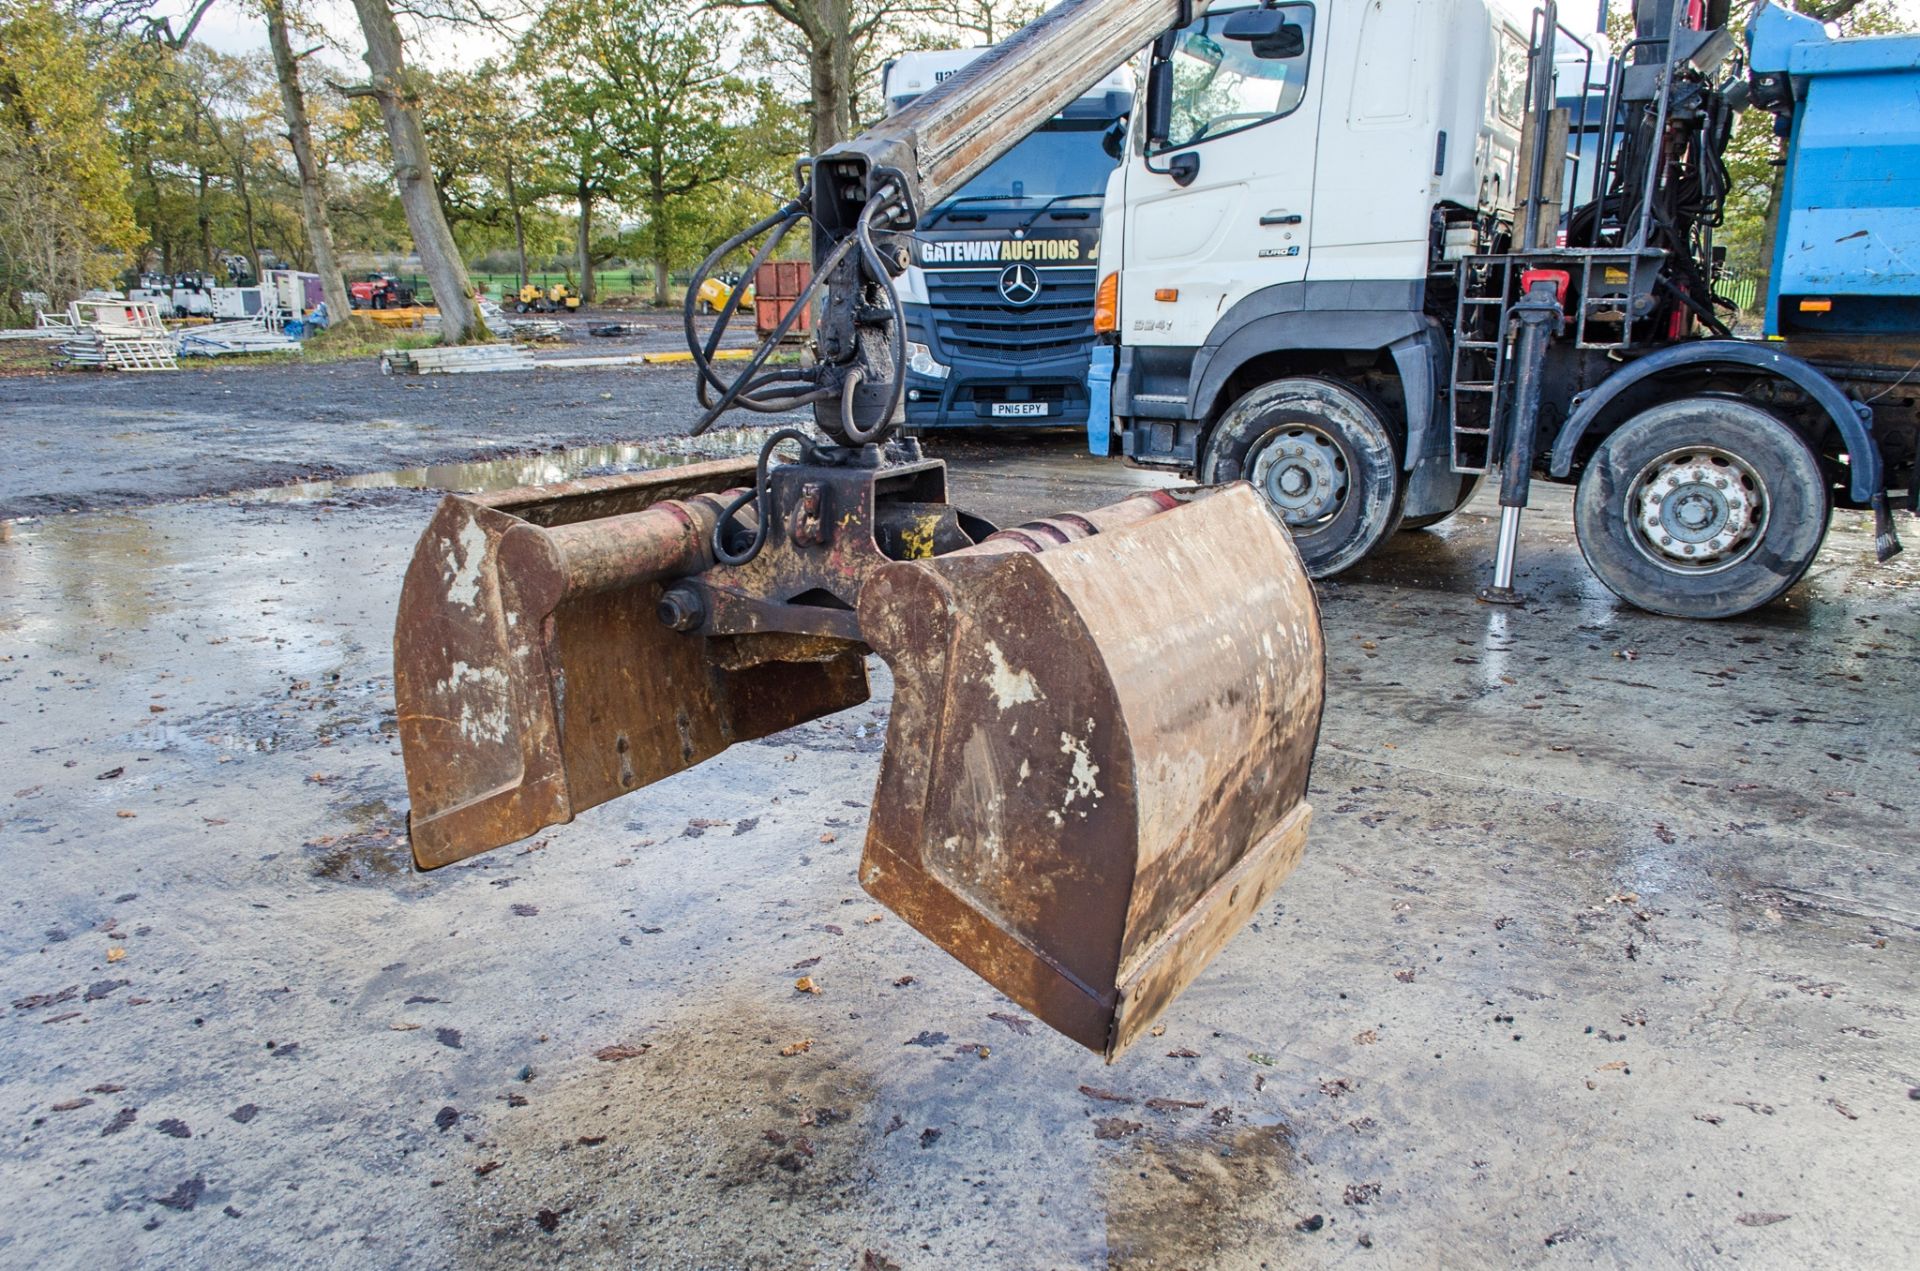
[686,0,1223,445]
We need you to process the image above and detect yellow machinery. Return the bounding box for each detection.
[695,274,755,314]
[514,282,581,314]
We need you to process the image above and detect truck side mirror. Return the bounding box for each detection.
[1146,60,1173,147]
[1221,9,1305,59]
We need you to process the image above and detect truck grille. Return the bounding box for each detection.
[924,267,1098,362]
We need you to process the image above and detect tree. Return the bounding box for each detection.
[417,65,553,290]
[525,67,626,301]
[339,0,487,341]
[526,0,775,305]
[263,0,353,321]
[0,0,141,313]
[712,0,924,155]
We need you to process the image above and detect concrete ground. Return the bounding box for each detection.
[1,361,1916,1269]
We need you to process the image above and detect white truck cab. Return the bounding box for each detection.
[1096,0,1548,573]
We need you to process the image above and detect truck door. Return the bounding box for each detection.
[1123,1,1325,350]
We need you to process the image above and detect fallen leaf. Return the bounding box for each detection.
[1344,1182,1382,1206]
[1828,1098,1857,1121]
[153,1177,205,1211]
[12,986,78,1011]
[892,975,915,988]
[1247,1052,1277,1066]
[794,976,822,995]
[97,767,124,781]
[1393,968,1416,983]
[390,1022,421,1032]
[474,1161,502,1177]
[1150,1024,1166,1037]
[780,1039,814,1057]
[106,947,126,963]
[1736,1212,1790,1227]
[1145,1097,1205,1111]
[918,1127,941,1148]
[863,914,884,924]
[1166,1047,1199,1059]
[819,832,837,843]
[593,1043,651,1062]
[1354,1029,1379,1045]
[791,956,821,970]
[115,811,136,819]
[987,1011,1032,1036]
[51,1098,94,1112]
[1079,1085,1134,1104]
[1596,1060,1629,1072]
[1092,1117,1143,1140]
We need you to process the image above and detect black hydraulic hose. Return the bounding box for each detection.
[711,427,815,567]
[687,231,863,437]
[684,201,799,400]
[837,199,909,446]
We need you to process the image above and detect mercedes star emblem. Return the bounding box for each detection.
[998,263,1041,306]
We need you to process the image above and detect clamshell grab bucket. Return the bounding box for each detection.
[858,484,1325,1059]
[394,457,869,869]
[393,455,1324,1059]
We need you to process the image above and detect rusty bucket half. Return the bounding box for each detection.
[858,483,1324,1060]
[394,456,869,868]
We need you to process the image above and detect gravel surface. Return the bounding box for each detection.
[1,356,1916,1268]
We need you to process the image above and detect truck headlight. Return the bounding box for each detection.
[906,341,949,380]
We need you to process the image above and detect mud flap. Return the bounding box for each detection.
[395,458,870,869]
[857,484,1324,1059]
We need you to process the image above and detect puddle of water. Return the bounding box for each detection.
[309,795,412,882]
[235,429,778,504]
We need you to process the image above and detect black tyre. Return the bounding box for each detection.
[1574,396,1829,619]
[1200,377,1402,577]
[1401,472,1484,531]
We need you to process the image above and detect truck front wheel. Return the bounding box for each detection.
[1573,397,1829,619]
[1200,377,1401,578]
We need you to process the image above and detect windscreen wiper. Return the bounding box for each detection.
[923,194,1032,227]
[1018,194,1104,231]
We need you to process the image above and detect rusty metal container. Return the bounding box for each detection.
[753,260,813,340]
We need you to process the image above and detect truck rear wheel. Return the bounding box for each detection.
[1573,397,1829,619]
[1200,377,1401,578]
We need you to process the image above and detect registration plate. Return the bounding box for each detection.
[991,402,1050,418]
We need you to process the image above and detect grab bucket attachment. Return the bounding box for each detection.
[859,483,1324,1059]
[392,444,1324,1059]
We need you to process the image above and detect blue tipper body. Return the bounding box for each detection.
[1750,3,1920,336]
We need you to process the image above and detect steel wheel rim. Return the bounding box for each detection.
[1250,423,1350,533]
[1624,445,1769,574]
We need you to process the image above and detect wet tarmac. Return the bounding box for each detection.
[0,414,1916,1268]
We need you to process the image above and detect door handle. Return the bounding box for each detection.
[1260,212,1303,226]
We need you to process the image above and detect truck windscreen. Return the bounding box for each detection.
[925,117,1122,223]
